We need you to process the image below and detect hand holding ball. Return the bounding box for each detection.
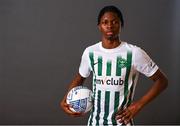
[66,86,93,113]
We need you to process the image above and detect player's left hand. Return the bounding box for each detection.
[115,102,143,125]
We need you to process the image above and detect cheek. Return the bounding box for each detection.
[115,25,121,32]
[99,25,106,32]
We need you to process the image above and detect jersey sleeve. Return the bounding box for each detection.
[79,48,91,78]
[134,47,159,77]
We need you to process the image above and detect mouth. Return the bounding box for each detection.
[106,31,114,36]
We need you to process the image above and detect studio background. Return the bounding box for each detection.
[0,0,179,125]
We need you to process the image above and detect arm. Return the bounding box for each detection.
[135,69,168,108]
[60,73,86,116]
[116,69,168,124]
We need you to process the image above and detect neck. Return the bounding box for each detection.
[101,37,121,49]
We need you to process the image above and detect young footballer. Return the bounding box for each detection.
[61,5,168,125]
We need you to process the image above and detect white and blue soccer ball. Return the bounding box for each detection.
[66,86,93,113]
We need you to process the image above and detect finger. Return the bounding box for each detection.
[123,108,132,118]
[64,108,83,117]
[65,103,73,108]
[121,112,130,121]
[115,110,125,120]
[62,102,77,115]
[115,108,125,120]
[64,101,71,107]
[61,99,83,116]
[123,113,133,125]
[116,112,126,123]
[71,112,85,117]
[63,106,74,114]
[117,116,130,124]
[70,112,82,117]
[116,109,131,123]
[116,109,127,118]
[116,108,124,115]
[64,104,84,117]
[124,118,130,125]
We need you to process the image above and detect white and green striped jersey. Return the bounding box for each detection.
[79,41,158,126]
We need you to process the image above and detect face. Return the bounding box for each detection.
[98,12,121,40]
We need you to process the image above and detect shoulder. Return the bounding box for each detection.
[86,42,101,50]
[122,41,142,52]
[81,42,101,57]
[122,42,150,61]
[83,42,101,53]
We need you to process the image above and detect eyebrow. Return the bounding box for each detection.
[101,18,119,21]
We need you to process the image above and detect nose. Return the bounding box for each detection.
[107,22,113,29]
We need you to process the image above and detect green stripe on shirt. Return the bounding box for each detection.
[121,51,132,108]
[98,56,102,76]
[103,91,110,125]
[106,60,112,76]
[112,91,120,125]
[116,56,122,76]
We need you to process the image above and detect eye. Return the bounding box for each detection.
[101,20,108,25]
[112,20,119,25]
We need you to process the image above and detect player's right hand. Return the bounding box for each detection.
[60,97,84,117]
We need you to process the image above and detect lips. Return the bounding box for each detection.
[106,31,114,36]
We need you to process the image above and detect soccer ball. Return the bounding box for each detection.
[66,86,93,113]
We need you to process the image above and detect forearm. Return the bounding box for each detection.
[137,71,168,108]
[67,73,85,89]
[116,69,168,125]
[63,73,86,99]
[61,73,86,116]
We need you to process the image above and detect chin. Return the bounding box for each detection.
[106,36,118,41]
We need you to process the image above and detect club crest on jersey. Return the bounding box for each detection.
[118,57,127,68]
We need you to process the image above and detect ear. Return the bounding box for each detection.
[119,25,122,33]
[98,25,101,32]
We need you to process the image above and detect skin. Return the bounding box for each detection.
[98,12,121,49]
[60,11,168,124]
[60,73,85,117]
